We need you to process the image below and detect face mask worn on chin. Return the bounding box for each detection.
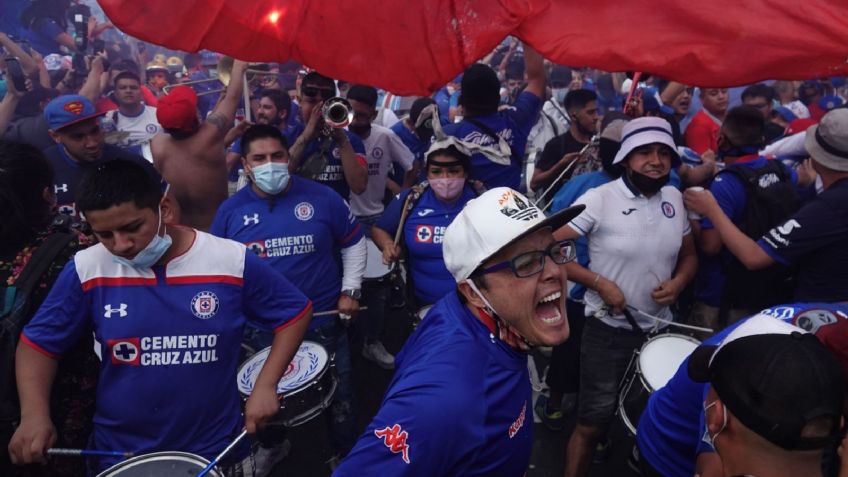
[702,400,728,448]
[628,169,669,195]
[252,162,290,195]
[112,208,172,269]
[429,177,465,201]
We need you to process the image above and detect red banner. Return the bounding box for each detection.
[98,0,848,95]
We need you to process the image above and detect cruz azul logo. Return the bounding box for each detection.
[374,424,410,464]
[108,335,220,367]
[191,291,219,320]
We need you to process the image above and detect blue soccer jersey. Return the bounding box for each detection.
[211,177,363,328]
[442,91,542,190]
[637,302,848,477]
[377,185,475,305]
[334,292,533,476]
[287,123,367,198]
[21,231,311,471]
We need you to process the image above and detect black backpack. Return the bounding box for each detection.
[718,160,801,313]
[0,232,75,426]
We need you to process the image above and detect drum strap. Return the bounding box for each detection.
[622,309,646,338]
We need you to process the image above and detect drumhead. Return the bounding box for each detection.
[638,334,700,391]
[237,341,329,396]
[364,238,391,279]
[96,451,222,477]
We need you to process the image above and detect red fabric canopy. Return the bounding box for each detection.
[98,0,848,95]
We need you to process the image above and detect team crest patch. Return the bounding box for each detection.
[63,100,84,115]
[191,291,219,320]
[245,241,266,257]
[332,147,341,159]
[497,190,538,221]
[793,309,839,334]
[295,202,314,221]
[372,146,384,159]
[415,225,433,243]
[146,123,158,134]
[108,338,140,365]
[57,203,76,216]
[374,424,410,464]
[661,201,675,218]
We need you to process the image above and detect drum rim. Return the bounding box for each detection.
[237,341,330,396]
[96,451,222,477]
[636,333,701,391]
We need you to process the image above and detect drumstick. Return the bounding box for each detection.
[313,306,368,317]
[47,448,134,458]
[196,429,248,477]
[626,305,714,333]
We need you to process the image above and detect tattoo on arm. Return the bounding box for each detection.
[206,114,230,135]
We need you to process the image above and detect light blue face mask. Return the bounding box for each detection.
[112,207,172,269]
[552,87,568,104]
[0,79,7,100]
[251,162,290,195]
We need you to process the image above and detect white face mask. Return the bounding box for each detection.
[703,400,728,448]
[552,87,569,104]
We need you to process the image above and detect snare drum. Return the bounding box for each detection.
[364,238,392,282]
[97,451,223,477]
[617,333,700,435]
[236,341,337,428]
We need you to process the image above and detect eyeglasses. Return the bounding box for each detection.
[473,240,576,278]
[301,86,335,101]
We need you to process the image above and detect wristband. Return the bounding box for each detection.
[593,273,601,289]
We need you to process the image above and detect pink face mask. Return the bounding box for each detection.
[429,177,465,201]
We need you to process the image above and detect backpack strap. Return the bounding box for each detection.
[10,232,76,298]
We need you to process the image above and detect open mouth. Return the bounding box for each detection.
[536,291,563,325]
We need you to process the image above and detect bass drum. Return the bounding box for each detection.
[97,451,223,477]
[617,333,700,435]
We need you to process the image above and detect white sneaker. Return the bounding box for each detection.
[362,340,395,369]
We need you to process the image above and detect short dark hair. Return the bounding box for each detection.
[301,71,335,91]
[460,63,500,116]
[741,83,775,103]
[563,89,597,112]
[109,58,140,76]
[76,160,163,213]
[347,84,378,108]
[242,124,288,155]
[0,140,55,252]
[113,71,141,86]
[183,53,203,70]
[722,106,766,147]
[259,89,291,118]
[426,145,471,172]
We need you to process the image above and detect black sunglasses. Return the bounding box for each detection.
[301,86,335,101]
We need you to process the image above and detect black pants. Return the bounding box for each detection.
[545,299,586,394]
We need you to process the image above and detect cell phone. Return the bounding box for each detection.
[4,57,27,92]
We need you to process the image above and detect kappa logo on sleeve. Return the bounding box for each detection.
[508,401,527,438]
[374,424,411,464]
[107,338,141,365]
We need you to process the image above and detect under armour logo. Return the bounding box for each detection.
[104,304,128,318]
[374,424,410,464]
[54,183,69,193]
[243,213,260,225]
[621,208,637,215]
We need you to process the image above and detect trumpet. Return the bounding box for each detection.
[322,97,353,131]
[162,56,278,96]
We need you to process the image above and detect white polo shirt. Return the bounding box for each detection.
[568,177,690,330]
[102,105,162,149]
[349,123,414,217]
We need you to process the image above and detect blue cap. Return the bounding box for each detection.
[818,95,845,112]
[831,77,846,89]
[773,106,798,122]
[44,95,106,131]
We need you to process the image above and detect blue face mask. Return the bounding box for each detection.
[112,208,172,269]
[0,79,7,100]
[251,162,289,195]
[552,87,568,104]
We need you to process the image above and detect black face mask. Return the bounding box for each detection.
[598,138,623,178]
[628,169,669,195]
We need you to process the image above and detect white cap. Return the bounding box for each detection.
[613,116,680,165]
[442,188,584,282]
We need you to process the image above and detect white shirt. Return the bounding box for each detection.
[527,99,570,155]
[568,178,691,330]
[349,123,414,217]
[102,105,162,148]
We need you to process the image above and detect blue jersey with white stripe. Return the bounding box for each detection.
[334,292,533,476]
[211,177,362,328]
[22,231,311,471]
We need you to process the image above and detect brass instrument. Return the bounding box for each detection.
[163,56,278,96]
[322,97,353,130]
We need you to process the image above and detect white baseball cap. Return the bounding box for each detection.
[443,188,585,282]
[613,116,680,166]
